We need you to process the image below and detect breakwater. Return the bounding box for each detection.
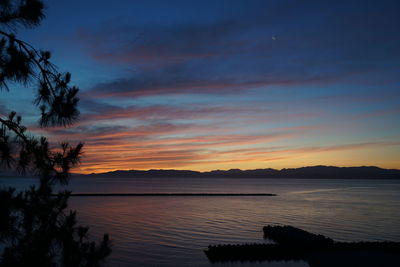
[67,193,277,197]
[205,225,400,267]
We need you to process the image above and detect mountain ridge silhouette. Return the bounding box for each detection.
[75,165,400,179]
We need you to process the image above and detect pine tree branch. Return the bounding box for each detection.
[0,29,57,99]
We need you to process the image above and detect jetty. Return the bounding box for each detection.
[66,193,277,197]
[205,225,400,267]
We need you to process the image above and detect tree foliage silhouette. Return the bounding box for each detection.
[0,1,111,266]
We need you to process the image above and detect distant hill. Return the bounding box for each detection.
[78,166,400,179]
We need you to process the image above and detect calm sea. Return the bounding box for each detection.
[1,177,400,266]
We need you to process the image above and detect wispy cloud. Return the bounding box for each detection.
[74,0,400,99]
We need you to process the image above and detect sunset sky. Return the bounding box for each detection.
[2,0,400,173]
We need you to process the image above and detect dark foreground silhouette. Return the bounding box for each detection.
[205,225,400,267]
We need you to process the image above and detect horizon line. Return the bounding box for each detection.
[73,165,400,175]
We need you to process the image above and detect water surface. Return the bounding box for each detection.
[1,177,400,266]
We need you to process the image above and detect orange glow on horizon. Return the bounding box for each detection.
[73,141,400,174]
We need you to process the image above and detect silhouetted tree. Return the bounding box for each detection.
[0,1,111,266]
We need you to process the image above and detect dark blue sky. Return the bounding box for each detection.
[3,0,400,172]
